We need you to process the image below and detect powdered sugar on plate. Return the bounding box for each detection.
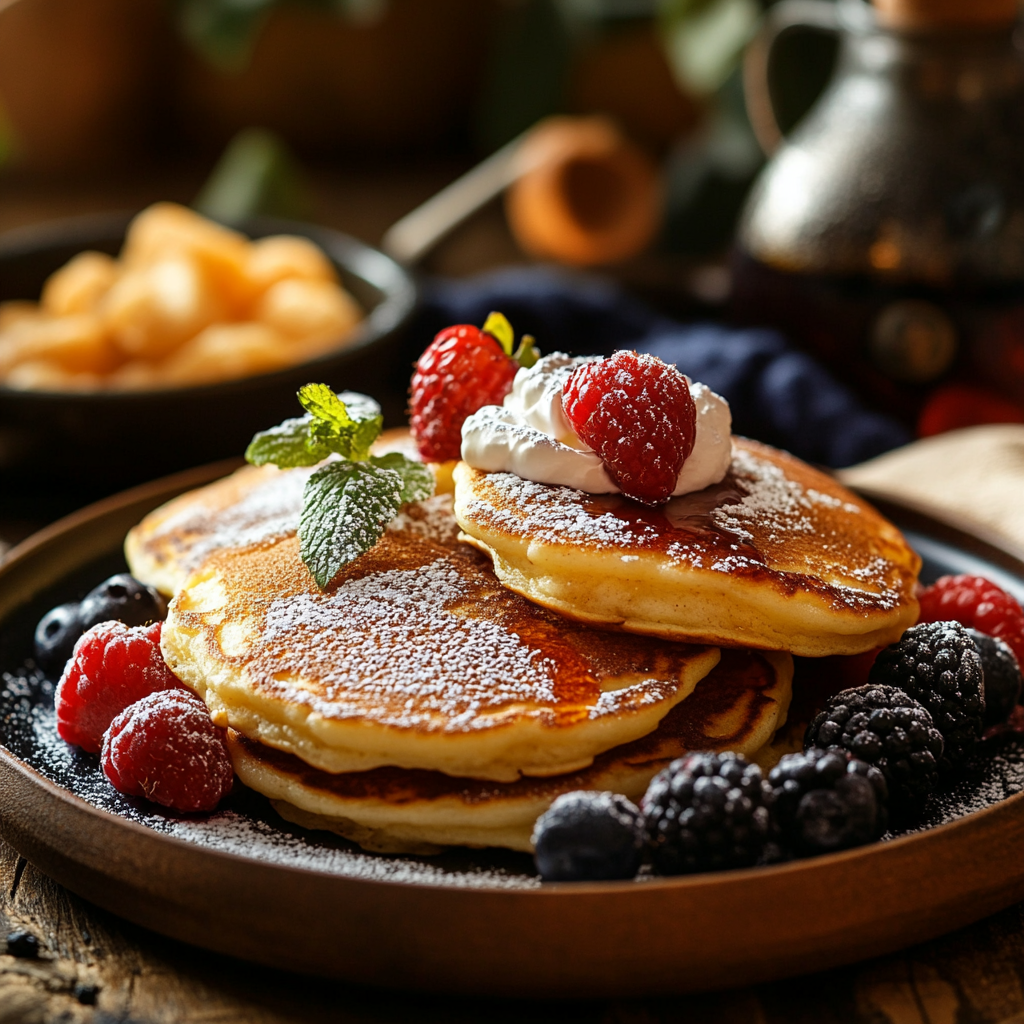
[1,673,538,888]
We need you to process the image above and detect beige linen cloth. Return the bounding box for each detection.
[839,425,1024,555]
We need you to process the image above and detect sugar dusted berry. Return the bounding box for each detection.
[804,684,944,808]
[918,574,1024,669]
[102,689,234,812]
[768,747,887,856]
[55,620,183,753]
[410,319,521,462]
[532,791,643,881]
[561,351,697,506]
[642,751,771,874]
[868,621,985,769]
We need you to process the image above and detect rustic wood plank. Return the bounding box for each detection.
[6,828,1024,1024]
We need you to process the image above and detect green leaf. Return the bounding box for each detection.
[299,461,406,588]
[297,384,382,460]
[482,311,515,356]
[659,0,760,96]
[193,127,311,224]
[299,382,355,431]
[245,416,331,467]
[174,0,276,73]
[368,453,435,504]
[513,333,539,369]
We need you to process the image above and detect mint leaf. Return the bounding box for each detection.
[299,461,405,588]
[298,382,354,431]
[298,383,382,460]
[245,416,331,468]
[368,453,435,504]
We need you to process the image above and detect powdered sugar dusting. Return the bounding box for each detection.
[259,558,563,729]
[4,686,535,888]
[253,544,681,730]
[387,494,460,545]
[708,447,814,544]
[458,438,916,612]
[157,467,309,573]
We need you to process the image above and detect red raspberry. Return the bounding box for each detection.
[918,384,1024,438]
[409,324,518,461]
[918,574,1024,667]
[55,621,184,753]
[102,690,234,812]
[561,351,696,505]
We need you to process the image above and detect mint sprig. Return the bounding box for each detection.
[245,385,434,588]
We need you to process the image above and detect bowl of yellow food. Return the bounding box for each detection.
[0,203,416,490]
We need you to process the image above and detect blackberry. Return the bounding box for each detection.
[869,621,984,768]
[532,791,643,881]
[33,602,82,672]
[767,748,887,856]
[78,574,167,633]
[805,684,943,808]
[642,751,770,874]
[968,628,1022,728]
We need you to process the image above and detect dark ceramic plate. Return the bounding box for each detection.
[0,212,417,490]
[2,469,1024,997]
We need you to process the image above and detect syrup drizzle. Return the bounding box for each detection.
[188,522,712,735]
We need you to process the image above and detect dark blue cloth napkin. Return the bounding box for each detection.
[416,267,911,469]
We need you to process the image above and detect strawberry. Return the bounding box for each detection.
[409,312,536,462]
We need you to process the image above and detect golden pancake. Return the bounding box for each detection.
[227,648,793,853]
[453,437,920,657]
[161,497,720,782]
[125,428,426,597]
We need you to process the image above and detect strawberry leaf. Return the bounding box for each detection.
[482,311,515,356]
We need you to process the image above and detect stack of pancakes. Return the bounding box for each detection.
[126,431,920,853]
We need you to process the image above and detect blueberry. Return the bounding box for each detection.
[78,574,167,632]
[532,791,643,882]
[33,602,82,672]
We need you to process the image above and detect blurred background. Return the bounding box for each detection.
[0,0,811,291]
[4,0,1024,529]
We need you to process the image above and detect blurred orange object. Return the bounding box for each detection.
[505,117,662,267]
[567,27,701,153]
[0,0,163,172]
[874,0,1017,28]
[917,384,1024,438]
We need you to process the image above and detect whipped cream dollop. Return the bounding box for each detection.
[461,353,733,496]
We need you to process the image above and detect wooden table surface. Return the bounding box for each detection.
[3,166,1024,1024]
[4,830,1024,1024]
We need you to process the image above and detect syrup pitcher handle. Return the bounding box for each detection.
[743,0,841,155]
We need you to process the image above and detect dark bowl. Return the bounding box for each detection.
[0,211,418,495]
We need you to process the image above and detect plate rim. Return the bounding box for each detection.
[2,462,1024,896]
